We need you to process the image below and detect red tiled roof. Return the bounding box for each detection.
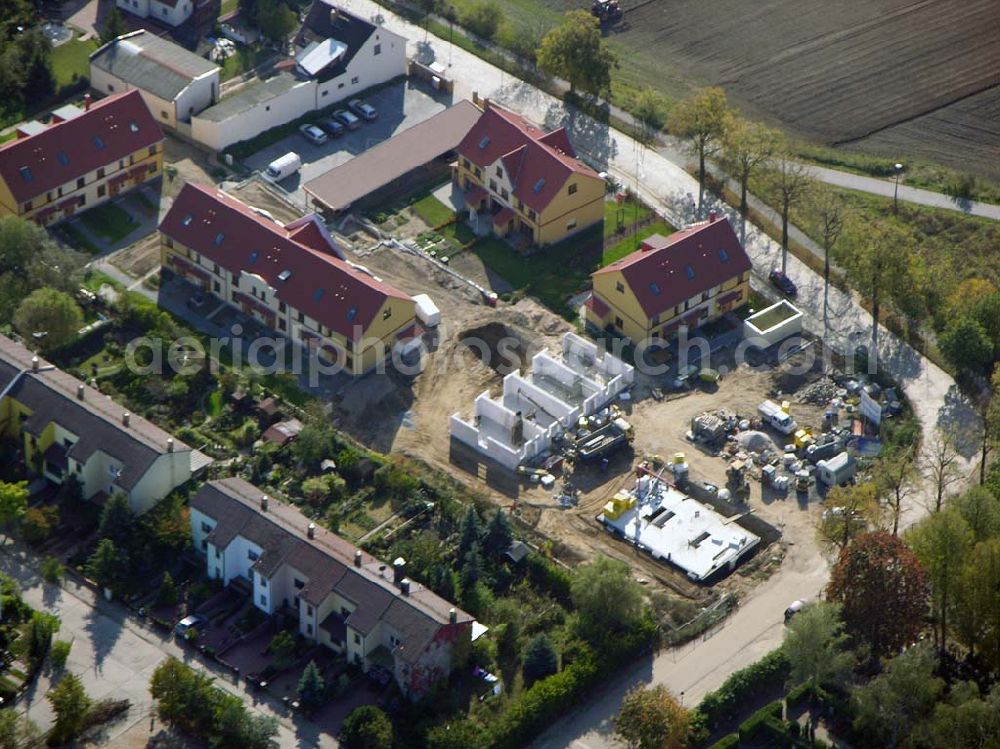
[456,104,599,213]
[159,183,410,342]
[594,217,752,319]
[0,90,163,204]
[585,294,610,318]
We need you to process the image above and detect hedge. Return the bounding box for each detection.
[706,733,739,749]
[694,648,790,730]
[785,681,811,709]
[738,699,783,740]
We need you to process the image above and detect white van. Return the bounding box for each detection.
[264,152,302,182]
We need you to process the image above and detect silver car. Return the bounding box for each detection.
[333,109,361,130]
[298,123,327,145]
[348,98,378,121]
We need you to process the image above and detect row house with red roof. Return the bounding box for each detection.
[453,98,605,247]
[586,214,752,343]
[0,90,164,227]
[159,183,418,375]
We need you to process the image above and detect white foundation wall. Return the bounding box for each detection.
[502,372,579,428]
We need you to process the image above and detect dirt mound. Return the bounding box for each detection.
[458,321,533,375]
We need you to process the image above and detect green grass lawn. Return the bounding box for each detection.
[56,223,100,254]
[219,46,274,82]
[412,193,455,227]
[220,0,238,14]
[603,197,650,237]
[79,202,137,243]
[601,221,673,267]
[51,38,100,89]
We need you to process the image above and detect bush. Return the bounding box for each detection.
[707,734,740,749]
[738,700,784,740]
[21,506,59,545]
[50,640,72,669]
[42,556,64,584]
[461,1,503,40]
[695,648,790,730]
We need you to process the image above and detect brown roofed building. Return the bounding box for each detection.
[190,478,476,698]
[0,90,164,227]
[159,183,416,375]
[586,214,752,343]
[0,335,208,514]
[453,97,605,247]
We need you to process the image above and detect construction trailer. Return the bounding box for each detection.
[817,451,857,486]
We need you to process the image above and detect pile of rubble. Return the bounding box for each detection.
[796,377,842,405]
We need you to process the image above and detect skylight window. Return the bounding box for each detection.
[57,151,70,166]
[92,136,106,150]
[649,282,661,296]
[182,214,193,226]
[684,265,695,280]
[346,306,358,321]
[718,249,730,262]
[533,178,545,193]
[278,269,292,282]
[18,166,33,182]
[478,136,490,149]
[248,250,259,264]
[214,232,225,246]
[129,120,139,133]
[313,288,324,302]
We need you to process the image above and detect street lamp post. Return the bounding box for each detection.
[893,162,903,214]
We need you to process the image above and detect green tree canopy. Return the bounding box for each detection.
[340,705,393,749]
[100,7,127,43]
[13,288,83,351]
[297,660,325,712]
[571,555,645,639]
[255,0,297,43]
[615,684,691,749]
[0,708,42,749]
[939,315,993,376]
[783,602,855,694]
[484,507,513,556]
[537,10,617,97]
[47,673,91,745]
[86,538,130,592]
[97,493,135,550]
[669,87,735,213]
[0,480,28,536]
[952,486,1000,541]
[460,1,503,41]
[522,633,558,685]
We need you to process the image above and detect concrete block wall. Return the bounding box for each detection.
[502,372,578,428]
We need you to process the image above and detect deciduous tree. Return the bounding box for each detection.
[957,539,1000,670]
[907,509,973,650]
[255,0,296,44]
[571,555,644,639]
[921,428,964,513]
[0,479,27,538]
[615,684,691,749]
[878,445,918,536]
[537,11,617,97]
[925,683,1000,749]
[97,493,135,550]
[340,705,393,749]
[669,87,734,214]
[818,482,880,551]
[827,531,928,658]
[720,119,778,243]
[783,602,855,695]
[807,188,847,330]
[939,316,993,376]
[460,1,502,41]
[952,486,1000,542]
[47,673,91,746]
[0,709,42,749]
[631,87,671,141]
[761,148,812,274]
[13,288,83,351]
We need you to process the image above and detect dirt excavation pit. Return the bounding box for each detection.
[458,322,533,376]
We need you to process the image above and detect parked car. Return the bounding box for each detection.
[187,291,209,309]
[320,117,345,137]
[175,614,208,636]
[348,98,378,121]
[298,123,327,145]
[769,269,798,296]
[333,109,361,130]
[784,600,807,623]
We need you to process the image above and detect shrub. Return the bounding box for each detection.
[461,1,503,40]
[42,556,64,584]
[707,734,740,749]
[21,506,58,545]
[738,699,783,740]
[50,640,72,669]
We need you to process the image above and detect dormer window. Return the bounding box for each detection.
[214,232,224,245]
[718,249,730,262]
[278,269,292,282]
[93,136,106,150]
[182,214,193,226]
[129,120,139,133]
[346,306,358,321]
[478,135,490,149]
[684,265,695,280]
[18,166,32,182]
[533,178,545,193]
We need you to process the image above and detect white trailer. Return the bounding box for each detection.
[412,293,441,327]
[757,400,797,435]
[817,451,857,486]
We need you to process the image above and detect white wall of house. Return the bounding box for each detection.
[222,534,262,588]
[177,72,219,123]
[190,506,216,555]
[127,450,192,514]
[116,0,193,26]
[254,568,271,613]
[92,68,219,129]
[192,79,318,152]
[314,28,406,105]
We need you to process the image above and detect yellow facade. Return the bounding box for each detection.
[0,143,164,225]
[454,160,604,247]
[588,270,750,343]
[161,238,417,376]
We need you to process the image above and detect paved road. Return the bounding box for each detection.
[346,4,979,748]
[802,164,1000,221]
[2,541,336,748]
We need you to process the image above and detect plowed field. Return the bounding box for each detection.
[570,0,1000,176]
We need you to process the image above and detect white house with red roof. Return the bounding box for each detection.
[453,98,605,247]
[586,214,752,343]
[0,90,164,226]
[159,183,417,375]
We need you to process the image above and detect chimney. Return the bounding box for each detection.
[483,97,490,112]
[84,94,91,111]
[31,356,38,372]
[708,210,717,222]
[307,522,316,539]
[261,495,269,512]
[400,578,411,596]
[77,383,85,400]
[449,607,457,624]
[393,557,406,585]
[354,550,362,568]
[167,438,174,453]
[122,411,130,427]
